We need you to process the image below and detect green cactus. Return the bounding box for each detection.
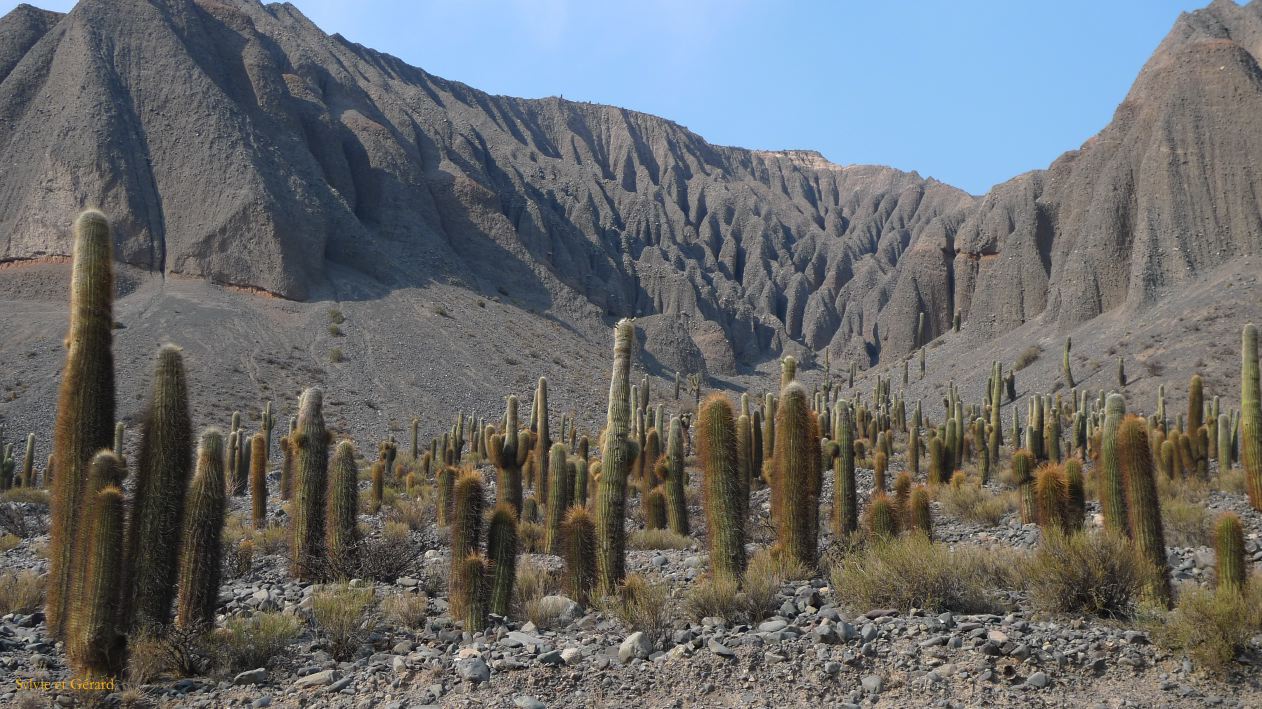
[772,382,820,569]
[544,443,571,554]
[781,355,798,389]
[69,479,126,676]
[112,423,124,458]
[489,396,527,514]
[644,485,667,530]
[176,430,227,629]
[1117,357,1127,387]
[250,433,267,529]
[1243,325,1262,510]
[572,441,590,507]
[699,394,747,581]
[1218,413,1233,474]
[457,554,490,632]
[436,465,457,526]
[1012,449,1036,524]
[1214,512,1247,594]
[1064,457,1085,530]
[410,417,420,460]
[260,401,275,469]
[1188,373,1204,437]
[928,435,946,486]
[20,432,35,488]
[1099,393,1130,535]
[369,462,384,514]
[908,485,932,539]
[326,441,359,576]
[290,388,330,581]
[534,377,552,501]
[47,210,117,640]
[0,445,13,490]
[523,496,538,524]
[1034,463,1069,532]
[279,434,294,502]
[1063,337,1074,388]
[450,470,485,621]
[1118,415,1170,605]
[487,503,518,617]
[123,344,193,632]
[595,320,635,595]
[867,493,899,539]
[909,423,920,478]
[735,414,752,509]
[833,408,857,537]
[660,417,688,536]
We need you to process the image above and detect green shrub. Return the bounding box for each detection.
[329,348,345,363]
[684,576,744,622]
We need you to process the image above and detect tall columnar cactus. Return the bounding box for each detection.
[663,417,689,535]
[928,435,946,486]
[894,471,912,515]
[867,493,898,539]
[326,441,359,576]
[773,382,820,569]
[410,417,420,460]
[833,408,857,538]
[279,434,294,502]
[21,432,35,488]
[1034,463,1069,532]
[369,462,384,514]
[250,433,267,529]
[489,396,527,514]
[909,423,920,478]
[260,401,275,469]
[1012,449,1036,524]
[290,388,330,581]
[1188,374,1204,437]
[0,445,13,490]
[1218,413,1233,474]
[595,320,635,595]
[735,414,753,509]
[450,471,485,620]
[1243,325,1262,510]
[1099,393,1130,535]
[124,344,193,632]
[544,443,571,554]
[1063,337,1074,388]
[534,377,551,500]
[781,355,797,389]
[699,394,747,582]
[227,431,244,496]
[1117,416,1170,605]
[69,479,126,676]
[176,430,227,629]
[48,210,117,640]
[908,486,932,539]
[487,503,518,617]
[1214,512,1246,594]
[457,554,490,632]
[1064,457,1086,530]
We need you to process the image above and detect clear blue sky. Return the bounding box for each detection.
[5,0,1228,195]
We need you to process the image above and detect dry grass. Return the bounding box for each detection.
[1161,497,1212,548]
[1149,582,1262,676]
[940,482,1013,526]
[514,561,561,627]
[518,521,545,553]
[830,536,1015,614]
[743,547,808,622]
[127,625,207,684]
[252,525,288,555]
[0,533,21,552]
[1218,467,1246,495]
[1014,345,1042,371]
[383,520,410,544]
[0,488,49,505]
[312,584,375,661]
[600,574,670,641]
[210,612,301,672]
[380,592,428,629]
[684,576,744,623]
[387,498,427,530]
[1023,530,1149,619]
[627,528,692,550]
[0,570,43,614]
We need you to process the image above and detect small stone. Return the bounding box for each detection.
[514,697,547,709]
[860,623,878,643]
[294,670,337,689]
[708,639,734,658]
[1026,671,1050,689]
[456,658,491,684]
[537,650,564,666]
[251,699,271,709]
[618,632,654,663]
[234,668,267,685]
[560,648,582,665]
[987,629,1008,644]
[861,675,883,694]
[758,619,788,633]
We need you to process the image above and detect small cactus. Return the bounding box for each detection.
[370,462,384,514]
[664,417,689,535]
[1064,457,1086,530]
[928,435,946,485]
[832,408,857,538]
[562,506,597,605]
[893,471,912,516]
[908,486,932,539]
[1012,449,1036,524]
[699,394,747,582]
[487,504,518,617]
[867,493,899,539]
[249,433,267,529]
[456,554,490,632]
[290,388,330,581]
[69,481,126,676]
[1034,463,1069,532]
[176,430,227,629]
[450,471,485,621]
[1118,415,1170,605]
[1214,512,1246,594]
[543,443,571,554]
[326,441,360,575]
[644,485,667,530]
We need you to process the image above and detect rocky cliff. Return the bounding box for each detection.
[1,0,1260,374]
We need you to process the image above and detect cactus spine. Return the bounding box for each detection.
[69,478,126,676]
[833,408,857,537]
[487,503,518,617]
[867,493,898,539]
[290,388,330,581]
[1242,325,1262,510]
[176,430,227,629]
[544,442,571,554]
[562,506,597,605]
[664,417,689,535]
[124,344,193,632]
[458,554,490,632]
[773,382,820,569]
[1117,415,1170,605]
[595,320,635,595]
[1099,393,1130,535]
[48,210,117,640]
[1064,457,1085,530]
[1034,463,1069,532]
[699,394,747,582]
[908,486,932,539]
[326,441,359,575]
[450,471,485,620]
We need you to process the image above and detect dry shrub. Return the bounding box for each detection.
[383,520,410,545]
[600,574,669,641]
[0,570,43,614]
[1218,467,1246,496]
[684,576,743,622]
[830,535,1015,614]
[940,482,1012,525]
[210,612,301,672]
[1014,345,1041,371]
[518,521,545,553]
[127,625,208,683]
[252,525,288,555]
[1161,497,1212,548]
[627,528,692,550]
[380,592,428,629]
[513,561,561,627]
[0,488,49,506]
[1023,530,1149,619]
[0,533,20,552]
[1149,582,1262,675]
[312,584,375,661]
[387,498,427,530]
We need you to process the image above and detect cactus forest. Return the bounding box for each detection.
[0,208,1258,708]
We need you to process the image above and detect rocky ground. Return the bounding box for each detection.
[2,445,1260,709]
